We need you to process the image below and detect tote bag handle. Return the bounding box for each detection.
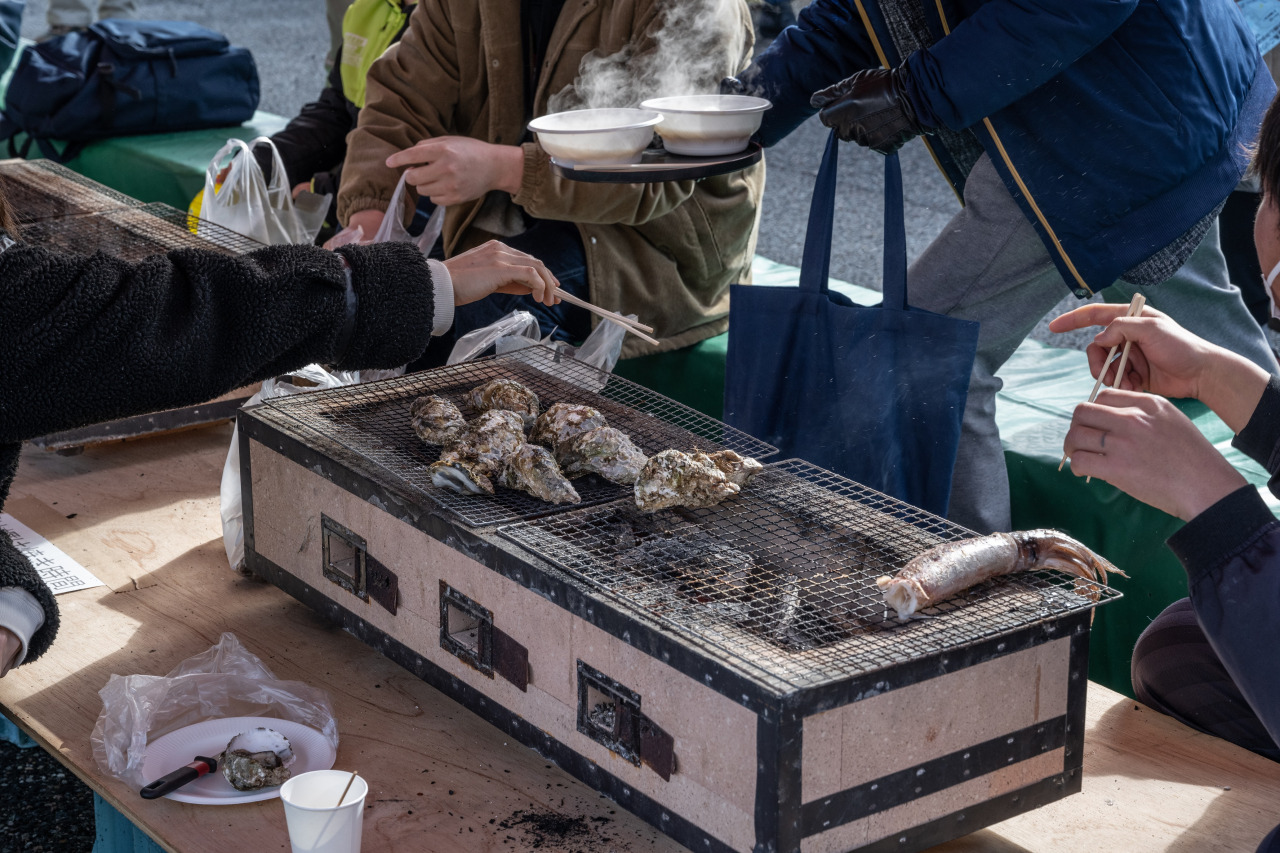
[800,130,908,311]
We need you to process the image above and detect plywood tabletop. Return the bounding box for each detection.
[1,425,1276,853]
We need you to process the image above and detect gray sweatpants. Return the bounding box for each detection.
[910,154,1278,534]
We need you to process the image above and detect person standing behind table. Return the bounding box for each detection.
[42,0,135,39]
[726,0,1279,535]
[336,0,764,367]
[0,179,561,676]
[250,0,419,244]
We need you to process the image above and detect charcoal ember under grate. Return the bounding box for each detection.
[257,347,777,528]
[500,460,1122,689]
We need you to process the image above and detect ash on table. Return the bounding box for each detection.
[498,809,618,851]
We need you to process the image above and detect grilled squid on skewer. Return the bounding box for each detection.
[876,529,1126,620]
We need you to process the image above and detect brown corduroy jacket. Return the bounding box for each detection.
[337,0,765,357]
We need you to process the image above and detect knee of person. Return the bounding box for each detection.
[1130,597,1198,703]
[1258,822,1280,853]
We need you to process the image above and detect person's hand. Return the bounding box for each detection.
[328,209,386,248]
[444,240,562,308]
[0,626,21,677]
[291,181,310,200]
[810,68,929,154]
[1049,303,1269,432]
[386,138,524,207]
[1064,388,1247,521]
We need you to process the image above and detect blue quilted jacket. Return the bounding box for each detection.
[744,0,1275,296]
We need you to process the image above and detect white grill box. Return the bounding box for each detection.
[238,347,1118,853]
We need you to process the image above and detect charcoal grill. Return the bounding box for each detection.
[257,346,777,527]
[239,351,1120,853]
[17,202,263,260]
[0,158,139,223]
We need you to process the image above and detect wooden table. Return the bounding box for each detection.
[2,425,1277,852]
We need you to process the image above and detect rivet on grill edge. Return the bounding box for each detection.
[1007,737,1014,744]
[870,784,877,791]
[914,787,921,794]
[916,768,925,776]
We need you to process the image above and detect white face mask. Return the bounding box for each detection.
[1267,258,1280,321]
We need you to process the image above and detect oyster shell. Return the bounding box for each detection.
[467,378,539,427]
[560,426,649,485]
[634,449,740,513]
[410,394,466,445]
[497,443,581,504]
[430,455,494,495]
[530,403,608,457]
[451,410,526,475]
[220,727,295,791]
[696,449,764,487]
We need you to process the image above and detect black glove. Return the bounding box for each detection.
[719,75,748,96]
[810,67,930,154]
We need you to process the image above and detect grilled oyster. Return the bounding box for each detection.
[467,378,539,427]
[430,454,495,495]
[410,394,466,445]
[451,409,526,475]
[560,426,649,485]
[696,449,764,487]
[220,727,295,791]
[634,449,740,513]
[530,402,608,457]
[497,443,581,504]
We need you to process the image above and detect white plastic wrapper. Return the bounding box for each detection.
[447,310,542,365]
[325,173,444,254]
[220,364,403,572]
[199,136,329,246]
[91,633,338,790]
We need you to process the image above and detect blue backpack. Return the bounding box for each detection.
[0,19,259,162]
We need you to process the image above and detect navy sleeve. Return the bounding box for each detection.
[1167,485,1280,752]
[739,0,880,146]
[902,0,1138,130]
[1232,375,1280,499]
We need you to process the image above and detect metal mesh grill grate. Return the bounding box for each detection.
[17,203,264,259]
[499,459,1122,691]
[258,346,778,527]
[1,160,141,223]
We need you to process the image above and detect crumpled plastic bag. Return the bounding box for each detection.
[220,363,403,572]
[91,633,339,790]
[447,310,542,365]
[199,137,329,246]
[448,308,631,374]
[324,173,444,254]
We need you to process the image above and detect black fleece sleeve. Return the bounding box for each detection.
[0,239,434,444]
[1232,375,1280,499]
[1167,485,1280,755]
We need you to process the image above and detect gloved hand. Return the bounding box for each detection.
[810,68,930,154]
[719,76,748,96]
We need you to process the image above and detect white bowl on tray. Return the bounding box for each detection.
[527,108,663,166]
[639,94,772,156]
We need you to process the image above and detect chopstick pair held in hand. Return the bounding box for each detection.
[550,287,660,346]
[1058,293,1147,480]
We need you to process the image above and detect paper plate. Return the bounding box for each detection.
[141,716,336,805]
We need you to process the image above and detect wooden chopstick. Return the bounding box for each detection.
[335,771,358,807]
[551,288,660,345]
[1059,293,1147,476]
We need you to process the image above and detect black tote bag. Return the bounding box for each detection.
[724,131,979,516]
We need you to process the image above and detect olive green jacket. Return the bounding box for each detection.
[338,0,764,357]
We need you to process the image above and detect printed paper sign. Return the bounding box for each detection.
[0,513,105,595]
[1240,0,1280,56]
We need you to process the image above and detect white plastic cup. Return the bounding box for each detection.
[280,770,369,853]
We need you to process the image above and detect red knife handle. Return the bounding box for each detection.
[140,755,219,799]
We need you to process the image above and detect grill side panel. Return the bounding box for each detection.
[247,437,764,853]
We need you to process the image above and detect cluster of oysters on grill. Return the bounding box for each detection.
[410,378,762,512]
